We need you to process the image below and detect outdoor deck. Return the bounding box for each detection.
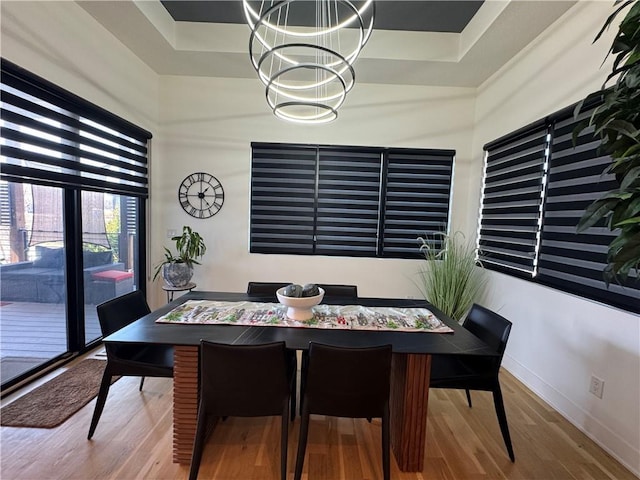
[0,301,101,383]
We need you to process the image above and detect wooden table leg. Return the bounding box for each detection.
[390,353,431,472]
[173,346,199,465]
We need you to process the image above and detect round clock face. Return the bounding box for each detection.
[178,172,224,219]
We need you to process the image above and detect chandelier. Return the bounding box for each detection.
[243,0,375,124]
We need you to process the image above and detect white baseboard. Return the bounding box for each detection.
[502,354,640,478]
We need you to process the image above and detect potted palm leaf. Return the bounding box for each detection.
[153,226,206,287]
[576,1,640,282]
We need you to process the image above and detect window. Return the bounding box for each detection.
[478,97,640,313]
[250,143,454,259]
[0,58,151,389]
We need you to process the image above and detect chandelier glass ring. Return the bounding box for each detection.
[242,0,375,123]
[243,0,374,40]
[265,63,348,113]
[256,44,356,98]
[247,1,368,75]
[275,104,338,124]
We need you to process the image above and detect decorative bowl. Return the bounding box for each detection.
[276,287,325,321]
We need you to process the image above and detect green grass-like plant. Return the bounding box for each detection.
[417,232,488,321]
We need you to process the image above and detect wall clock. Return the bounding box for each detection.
[178,172,224,219]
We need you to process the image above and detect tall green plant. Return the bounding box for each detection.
[417,232,487,321]
[577,1,640,282]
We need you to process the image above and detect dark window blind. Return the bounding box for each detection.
[538,105,640,312]
[478,121,548,275]
[249,143,454,259]
[316,147,381,257]
[0,59,151,197]
[383,148,454,258]
[249,144,316,254]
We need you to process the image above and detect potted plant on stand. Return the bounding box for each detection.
[153,226,206,287]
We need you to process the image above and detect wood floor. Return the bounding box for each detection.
[0,355,636,480]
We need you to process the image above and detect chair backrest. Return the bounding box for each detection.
[304,342,392,419]
[96,290,151,337]
[199,340,290,417]
[316,284,358,298]
[247,282,292,296]
[463,304,512,357]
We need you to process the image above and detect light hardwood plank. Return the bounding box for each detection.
[0,357,636,480]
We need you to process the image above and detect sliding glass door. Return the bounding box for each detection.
[82,192,139,345]
[0,184,143,387]
[0,182,69,385]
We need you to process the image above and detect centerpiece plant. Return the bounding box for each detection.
[153,226,206,287]
[417,231,488,321]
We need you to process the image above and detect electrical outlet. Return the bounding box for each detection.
[167,229,177,239]
[589,375,604,399]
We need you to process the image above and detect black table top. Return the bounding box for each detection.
[104,291,497,357]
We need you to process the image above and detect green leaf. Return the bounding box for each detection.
[577,199,618,232]
[620,165,640,190]
[600,119,639,139]
[614,215,640,226]
[594,1,634,44]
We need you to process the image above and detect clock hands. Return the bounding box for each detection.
[179,173,224,218]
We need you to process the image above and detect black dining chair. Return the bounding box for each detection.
[246,281,292,298]
[189,341,295,480]
[429,303,515,461]
[294,342,393,480]
[316,284,358,298]
[246,280,300,419]
[298,284,359,416]
[88,290,174,439]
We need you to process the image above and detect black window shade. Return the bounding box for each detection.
[316,148,381,257]
[249,143,454,259]
[538,105,640,312]
[480,98,640,314]
[250,144,316,254]
[478,121,548,275]
[383,149,453,257]
[1,59,151,197]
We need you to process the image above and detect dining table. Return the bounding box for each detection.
[103,290,498,472]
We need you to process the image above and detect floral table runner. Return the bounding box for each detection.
[156,300,454,333]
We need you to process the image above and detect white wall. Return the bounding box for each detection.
[2,0,638,475]
[471,1,640,474]
[153,76,477,305]
[0,1,158,133]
